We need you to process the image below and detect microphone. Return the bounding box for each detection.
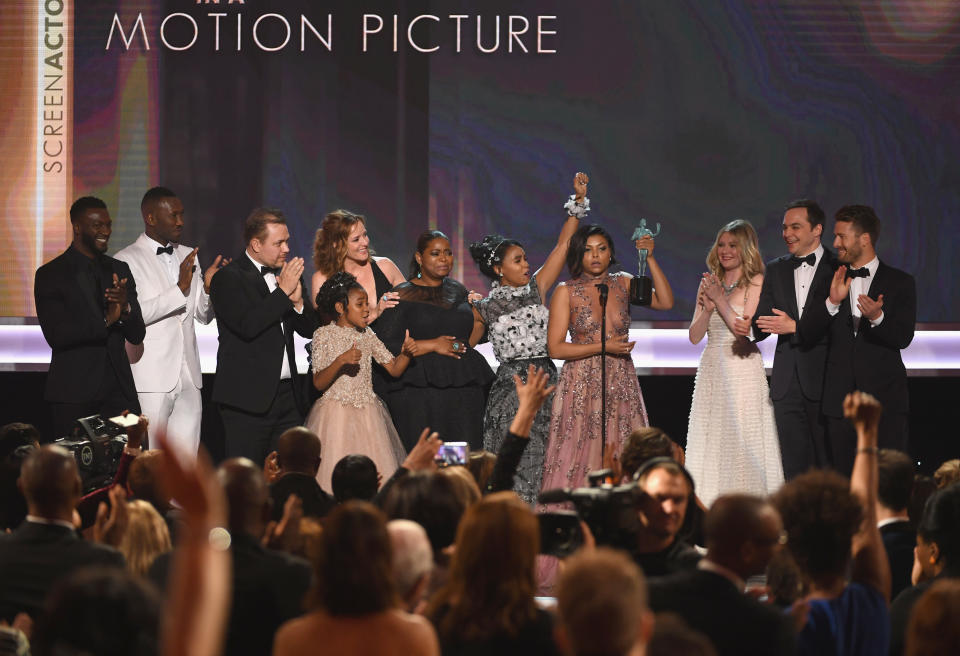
[596,283,609,306]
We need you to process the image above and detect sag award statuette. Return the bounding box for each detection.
[629,219,661,306]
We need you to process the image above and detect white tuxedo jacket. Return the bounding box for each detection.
[115,233,214,393]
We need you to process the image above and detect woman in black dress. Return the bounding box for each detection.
[375,230,494,451]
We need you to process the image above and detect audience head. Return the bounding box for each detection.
[409,229,451,281]
[877,449,914,513]
[275,426,322,476]
[119,499,173,578]
[466,450,497,491]
[704,494,785,579]
[19,445,82,521]
[382,471,467,564]
[782,199,826,257]
[621,427,680,481]
[833,204,880,266]
[217,457,269,536]
[905,579,960,656]
[556,547,653,656]
[31,567,160,656]
[567,223,617,278]
[126,450,171,513]
[706,218,764,285]
[772,469,862,589]
[331,454,379,503]
[0,422,39,530]
[469,234,527,285]
[766,548,804,607]
[308,501,396,615]
[635,458,692,544]
[243,207,289,268]
[915,483,960,579]
[647,612,717,656]
[312,209,369,275]
[935,460,960,490]
[387,519,434,612]
[439,466,482,508]
[140,186,183,246]
[427,492,539,642]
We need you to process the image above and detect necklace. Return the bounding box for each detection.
[722,280,739,293]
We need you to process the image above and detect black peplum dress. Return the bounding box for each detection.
[373,279,494,451]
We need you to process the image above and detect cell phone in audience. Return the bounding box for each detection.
[538,510,584,558]
[435,441,469,467]
[108,413,139,428]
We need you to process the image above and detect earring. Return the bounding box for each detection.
[417,272,422,279]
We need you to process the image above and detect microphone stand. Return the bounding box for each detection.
[596,282,609,461]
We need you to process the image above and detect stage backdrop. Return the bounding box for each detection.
[3,0,959,321]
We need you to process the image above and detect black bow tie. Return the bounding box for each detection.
[260,265,280,276]
[790,253,816,269]
[156,245,174,256]
[845,267,870,280]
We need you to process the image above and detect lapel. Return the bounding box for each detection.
[773,257,800,318]
[238,251,271,297]
[867,259,888,298]
[71,251,105,320]
[136,233,176,290]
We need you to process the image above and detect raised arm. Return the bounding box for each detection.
[637,236,674,311]
[536,172,588,298]
[846,391,892,602]
[688,278,715,344]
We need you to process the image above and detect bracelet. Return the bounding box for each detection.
[856,447,878,455]
[563,195,590,219]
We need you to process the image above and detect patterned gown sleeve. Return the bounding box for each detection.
[367,328,397,366]
[311,326,338,370]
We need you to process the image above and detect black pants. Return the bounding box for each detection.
[49,368,140,439]
[772,371,829,480]
[219,380,302,466]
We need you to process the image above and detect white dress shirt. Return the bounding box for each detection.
[145,235,179,286]
[826,255,883,334]
[794,244,824,319]
[245,251,296,381]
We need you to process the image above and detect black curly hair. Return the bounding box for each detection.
[771,469,863,587]
[315,271,365,325]
[468,234,524,281]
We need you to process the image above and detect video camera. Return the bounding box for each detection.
[538,468,646,551]
[53,415,129,493]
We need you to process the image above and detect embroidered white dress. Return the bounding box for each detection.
[685,290,784,506]
[304,324,407,490]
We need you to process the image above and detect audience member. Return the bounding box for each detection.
[119,499,172,577]
[632,458,701,577]
[877,449,917,598]
[388,519,434,613]
[934,459,960,489]
[772,391,891,655]
[466,450,497,491]
[889,482,960,656]
[331,454,380,503]
[0,445,124,622]
[273,501,439,656]
[647,494,794,656]
[30,567,160,656]
[438,466,482,508]
[766,548,804,608]
[150,458,311,656]
[647,613,718,656]
[907,474,936,528]
[425,492,559,656]
[904,579,960,656]
[0,423,39,531]
[555,547,654,656]
[267,427,335,520]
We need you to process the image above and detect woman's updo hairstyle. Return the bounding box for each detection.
[468,235,523,282]
[409,230,449,279]
[567,224,617,278]
[315,271,365,325]
[313,210,369,275]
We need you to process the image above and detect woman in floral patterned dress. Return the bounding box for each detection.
[468,173,588,503]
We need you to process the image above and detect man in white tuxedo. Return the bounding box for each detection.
[115,187,228,457]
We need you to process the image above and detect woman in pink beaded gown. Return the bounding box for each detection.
[541,224,674,491]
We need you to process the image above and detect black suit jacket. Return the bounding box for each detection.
[33,246,145,405]
[0,521,125,621]
[881,520,916,600]
[753,250,837,401]
[648,568,796,656]
[801,260,916,417]
[210,254,316,413]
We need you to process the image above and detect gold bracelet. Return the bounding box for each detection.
[857,447,878,455]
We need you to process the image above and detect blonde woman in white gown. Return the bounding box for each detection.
[686,220,783,506]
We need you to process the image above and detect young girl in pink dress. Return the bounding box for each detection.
[305,272,415,490]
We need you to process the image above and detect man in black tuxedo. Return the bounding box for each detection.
[648,494,795,656]
[0,445,124,622]
[210,208,316,465]
[801,205,916,474]
[34,197,146,437]
[735,199,837,480]
[876,449,916,599]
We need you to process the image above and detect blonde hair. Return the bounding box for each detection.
[312,210,370,275]
[439,466,482,508]
[705,219,765,289]
[935,460,960,490]
[119,499,172,577]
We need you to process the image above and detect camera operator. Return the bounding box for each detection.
[632,458,701,577]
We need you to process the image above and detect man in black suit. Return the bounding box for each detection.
[0,445,124,622]
[877,448,916,599]
[736,199,836,479]
[34,197,146,437]
[647,494,795,656]
[266,426,335,520]
[801,205,916,474]
[210,208,316,465]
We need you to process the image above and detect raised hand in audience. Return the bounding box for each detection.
[263,493,303,553]
[92,484,129,546]
[509,365,556,438]
[403,427,443,472]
